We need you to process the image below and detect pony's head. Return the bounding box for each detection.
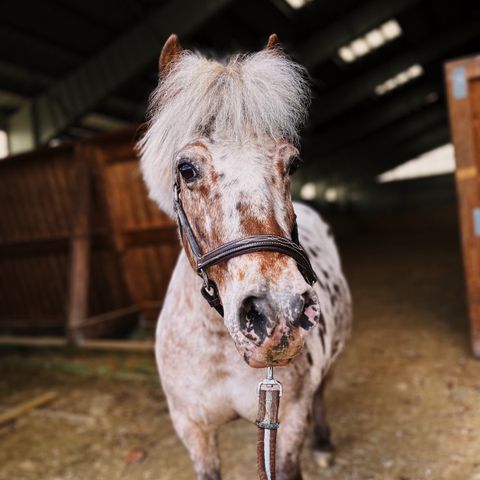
[139,34,320,368]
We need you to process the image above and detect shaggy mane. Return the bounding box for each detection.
[138,49,311,216]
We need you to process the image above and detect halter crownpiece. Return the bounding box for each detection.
[173,178,318,317]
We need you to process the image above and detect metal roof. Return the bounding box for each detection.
[1,0,479,189]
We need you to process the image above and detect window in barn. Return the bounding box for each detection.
[338,19,402,63]
[377,143,455,183]
[0,130,8,159]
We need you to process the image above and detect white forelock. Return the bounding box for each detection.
[137,49,311,216]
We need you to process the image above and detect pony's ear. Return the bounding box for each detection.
[159,34,182,77]
[266,33,280,51]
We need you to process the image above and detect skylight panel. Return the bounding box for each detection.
[375,64,424,95]
[381,20,402,40]
[337,19,402,63]
[338,46,356,63]
[365,29,385,49]
[351,38,370,56]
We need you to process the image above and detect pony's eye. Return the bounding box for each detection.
[288,156,302,176]
[178,161,198,182]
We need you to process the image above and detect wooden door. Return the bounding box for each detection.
[445,56,480,357]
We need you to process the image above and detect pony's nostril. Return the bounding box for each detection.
[288,294,305,320]
[239,296,269,343]
[288,292,319,331]
[241,296,267,327]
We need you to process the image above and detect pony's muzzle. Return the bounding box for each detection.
[236,289,320,368]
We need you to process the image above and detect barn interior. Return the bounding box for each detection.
[1,1,480,479]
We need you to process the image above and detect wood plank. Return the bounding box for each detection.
[0,335,154,352]
[80,305,139,328]
[0,391,58,426]
[66,143,93,344]
[122,225,178,248]
[445,56,480,357]
[0,234,110,258]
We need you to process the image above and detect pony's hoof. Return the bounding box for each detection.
[313,449,335,469]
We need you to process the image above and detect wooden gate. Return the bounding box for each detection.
[445,56,480,357]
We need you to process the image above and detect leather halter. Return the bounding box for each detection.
[173,179,317,317]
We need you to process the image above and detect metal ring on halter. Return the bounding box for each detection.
[199,269,209,290]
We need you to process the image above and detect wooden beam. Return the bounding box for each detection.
[80,306,139,328]
[0,391,58,426]
[122,225,178,248]
[0,226,177,259]
[66,143,93,345]
[0,335,154,352]
[0,234,108,259]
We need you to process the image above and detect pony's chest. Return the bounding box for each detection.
[156,325,262,420]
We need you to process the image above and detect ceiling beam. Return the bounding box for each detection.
[329,122,450,191]
[302,80,441,156]
[8,0,232,153]
[303,103,447,178]
[349,172,455,211]
[358,124,451,181]
[81,113,131,131]
[0,59,143,122]
[298,0,421,69]
[0,25,80,76]
[309,19,480,127]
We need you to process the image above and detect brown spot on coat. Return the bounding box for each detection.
[188,140,209,151]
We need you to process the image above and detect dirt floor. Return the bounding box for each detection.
[1,232,480,480]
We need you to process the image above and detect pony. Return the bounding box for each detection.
[138,33,352,480]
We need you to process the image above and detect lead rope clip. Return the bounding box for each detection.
[256,367,282,480]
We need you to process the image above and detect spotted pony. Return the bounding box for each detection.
[138,34,352,480]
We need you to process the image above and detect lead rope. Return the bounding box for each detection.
[256,367,282,480]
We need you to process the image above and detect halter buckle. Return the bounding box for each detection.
[257,367,283,397]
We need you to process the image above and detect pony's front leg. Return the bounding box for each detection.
[275,400,311,480]
[170,409,221,480]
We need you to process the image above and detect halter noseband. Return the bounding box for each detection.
[173,179,317,317]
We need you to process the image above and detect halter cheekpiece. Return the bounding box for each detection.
[173,177,317,317]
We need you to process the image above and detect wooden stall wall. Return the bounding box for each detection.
[0,127,179,342]
[0,145,77,333]
[445,55,480,357]
[90,130,180,326]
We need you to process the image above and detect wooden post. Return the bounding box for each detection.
[67,143,92,345]
[445,58,480,358]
